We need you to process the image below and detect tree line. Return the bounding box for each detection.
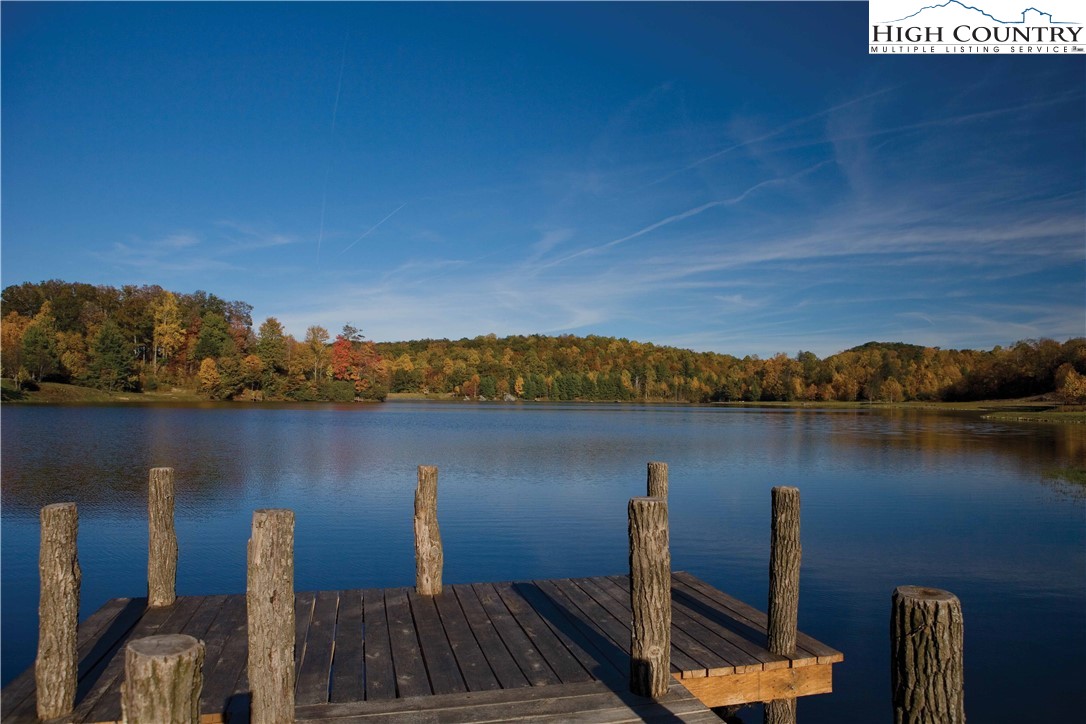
[1,280,383,401]
[3,280,1085,405]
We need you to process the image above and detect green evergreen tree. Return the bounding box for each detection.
[21,301,60,382]
[194,312,230,360]
[256,317,288,394]
[256,317,288,372]
[21,323,59,382]
[89,320,132,392]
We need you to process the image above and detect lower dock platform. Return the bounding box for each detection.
[1,571,841,723]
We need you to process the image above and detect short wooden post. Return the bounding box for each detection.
[121,634,204,723]
[766,486,801,724]
[36,502,81,720]
[628,496,670,699]
[891,586,965,724]
[414,465,443,595]
[647,461,668,499]
[247,509,295,724]
[148,467,178,607]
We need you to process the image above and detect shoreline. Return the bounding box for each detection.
[3,381,1083,422]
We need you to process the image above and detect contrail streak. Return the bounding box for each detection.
[534,161,830,272]
[329,34,348,135]
[317,33,350,264]
[341,203,408,254]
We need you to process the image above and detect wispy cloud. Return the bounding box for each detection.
[647,86,899,187]
[95,223,302,282]
[101,236,236,275]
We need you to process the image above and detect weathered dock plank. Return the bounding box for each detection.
[431,587,501,693]
[532,579,631,682]
[513,581,626,688]
[359,588,395,702]
[473,582,560,687]
[593,575,728,678]
[294,590,317,677]
[451,583,531,690]
[1,573,842,723]
[329,590,365,704]
[296,590,340,705]
[545,578,636,673]
[674,572,843,664]
[383,587,430,698]
[407,589,467,695]
[198,594,249,719]
[493,581,592,685]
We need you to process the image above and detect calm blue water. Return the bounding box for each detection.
[2,402,1083,721]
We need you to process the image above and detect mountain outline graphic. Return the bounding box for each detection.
[883,1,1079,25]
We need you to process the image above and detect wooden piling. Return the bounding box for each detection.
[247,509,295,723]
[148,467,178,607]
[891,586,965,724]
[647,461,669,499]
[36,502,81,720]
[121,634,204,723]
[628,496,670,699]
[766,486,801,724]
[414,465,443,596]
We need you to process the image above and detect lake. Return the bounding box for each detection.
[1,402,1083,721]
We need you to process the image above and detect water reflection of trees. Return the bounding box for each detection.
[2,408,255,515]
[696,408,1084,486]
[2,407,1081,517]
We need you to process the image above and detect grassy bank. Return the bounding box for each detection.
[713,398,1086,422]
[386,392,459,401]
[2,380,204,404]
[982,409,1086,424]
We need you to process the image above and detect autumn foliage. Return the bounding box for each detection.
[2,280,1084,404]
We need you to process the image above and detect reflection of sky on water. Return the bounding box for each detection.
[1,403,1083,721]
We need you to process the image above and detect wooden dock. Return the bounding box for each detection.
[1,571,841,723]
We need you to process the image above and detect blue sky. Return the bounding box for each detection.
[2,2,1083,357]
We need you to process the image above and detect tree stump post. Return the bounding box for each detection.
[766,486,801,724]
[891,586,965,724]
[121,634,204,723]
[36,502,81,720]
[647,461,669,499]
[247,509,295,724]
[628,496,671,699]
[148,467,178,607]
[414,465,443,596]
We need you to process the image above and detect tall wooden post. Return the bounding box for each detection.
[121,634,204,723]
[414,465,443,595]
[891,586,965,724]
[766,486,801,724]
[628,496,670,699]
[647,461,668,499]
[148,467,178,607]
[247,509,295,723]
[36,502,81,720]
